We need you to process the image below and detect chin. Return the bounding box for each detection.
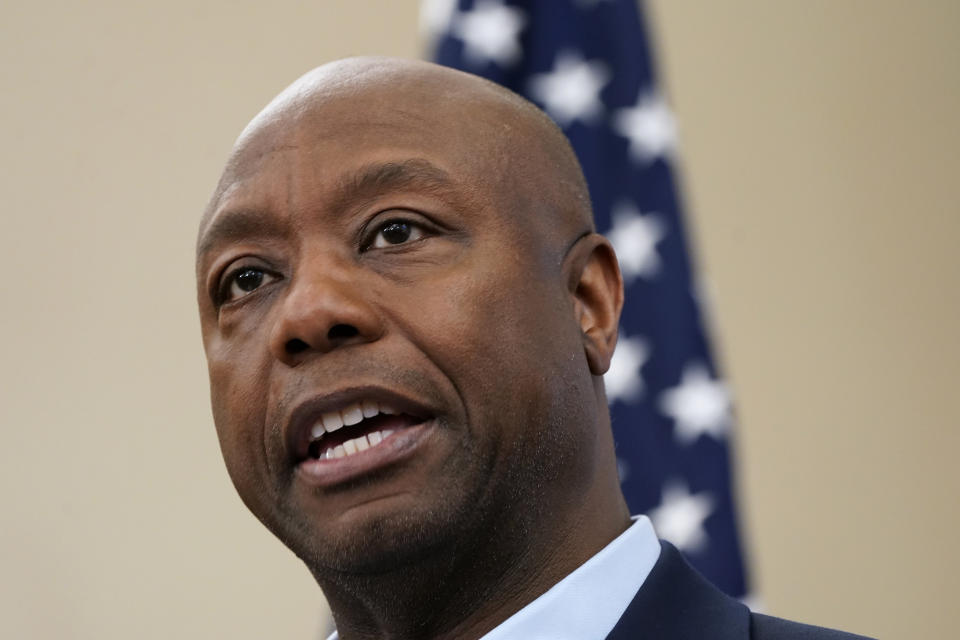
[272,491,479,577]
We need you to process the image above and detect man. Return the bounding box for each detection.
[196,57,872,640]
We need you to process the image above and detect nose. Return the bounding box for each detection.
[269,258,385,366]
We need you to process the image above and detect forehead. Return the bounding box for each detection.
[240,75,519,182]
[199,82,520,237]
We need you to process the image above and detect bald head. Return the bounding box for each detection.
[203,57,594,253]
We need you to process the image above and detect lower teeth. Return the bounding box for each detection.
[310,429,396,460]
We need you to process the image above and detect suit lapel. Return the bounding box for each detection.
[605,542,750,640]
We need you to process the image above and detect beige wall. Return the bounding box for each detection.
[0,1,955,638]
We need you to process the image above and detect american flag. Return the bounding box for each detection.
[424,0,750,598]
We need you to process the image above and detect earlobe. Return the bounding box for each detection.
[566,234,624,376]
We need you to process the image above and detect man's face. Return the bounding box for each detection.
[196,77,600,573]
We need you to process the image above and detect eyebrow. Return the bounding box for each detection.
[329,159,463,214]
[196,159,466,261]
[196,208,288,261]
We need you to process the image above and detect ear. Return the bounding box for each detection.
[565,233,624,376]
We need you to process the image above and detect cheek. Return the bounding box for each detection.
[416,260,584,420]
[207,347,273,497]
[422,262,599,500]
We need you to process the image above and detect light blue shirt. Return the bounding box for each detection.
[479,515,660,640]
[327,515,660,640]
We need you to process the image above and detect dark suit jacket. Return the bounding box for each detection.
[606,542,875,640]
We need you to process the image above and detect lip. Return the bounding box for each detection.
[284,385,436,475]
[295,419,435,487]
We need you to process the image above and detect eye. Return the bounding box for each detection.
[368,220,425,249]
[218,266,278,304]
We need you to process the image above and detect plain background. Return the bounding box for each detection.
[1,1,956,638]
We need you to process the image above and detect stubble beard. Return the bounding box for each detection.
[258,399,593,635]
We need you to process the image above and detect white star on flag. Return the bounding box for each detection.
[606,201,666,284]
[450,0,527,68]
[528,51,610,126]
[613,91,678,163]
[649,480,715,553]
[659,363,732,444]
[605,330,649,405]
[419,0,458,42]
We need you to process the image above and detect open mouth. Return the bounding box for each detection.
[302,399,428,461]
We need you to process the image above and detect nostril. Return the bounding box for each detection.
[282,324,361,357]
[328,323,359,341]
[285,338,309,355]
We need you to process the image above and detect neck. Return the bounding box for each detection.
[316,476,630,639]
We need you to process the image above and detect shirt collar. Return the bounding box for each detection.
[479,515,660,640]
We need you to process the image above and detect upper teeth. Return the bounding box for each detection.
[309,400,397,439]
